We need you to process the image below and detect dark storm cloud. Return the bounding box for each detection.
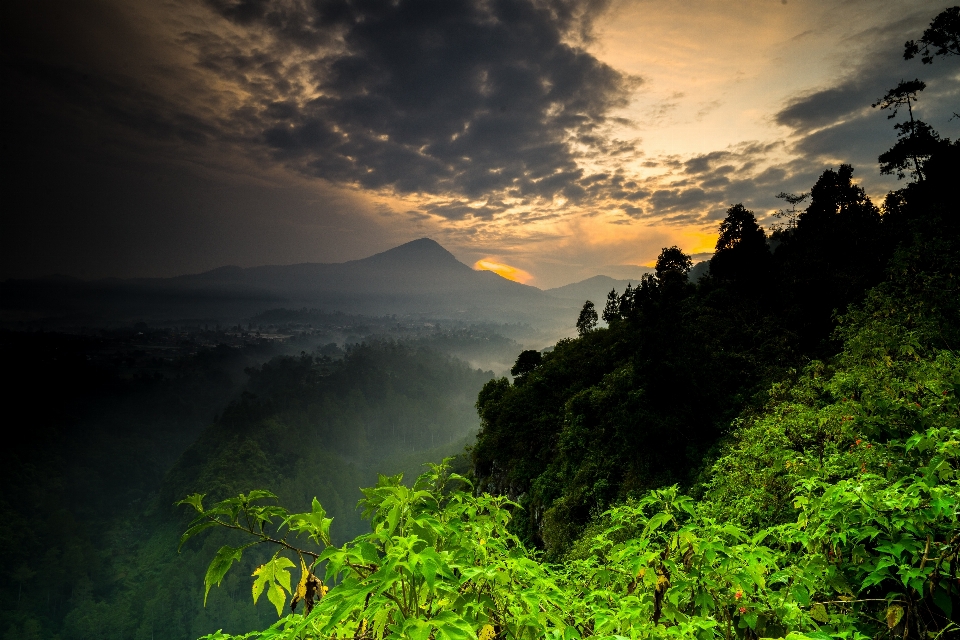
[683,150,733,175]
[195,0,634,213]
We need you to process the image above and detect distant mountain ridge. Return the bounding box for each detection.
[1,239,561,329]
[544,274,649,304]
[1,239,685,335]
[158,238,546,301]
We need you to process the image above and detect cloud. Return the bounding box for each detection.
[3,0,955,285]
[195,0,636,203]
[770,10,960,201]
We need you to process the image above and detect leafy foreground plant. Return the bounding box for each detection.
[181,429,958,640]
[181,284,959,640]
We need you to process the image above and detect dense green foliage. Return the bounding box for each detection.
[184,289,960,636]
[0,331,275,639]
[182,131,960,640]
[472,141,959,555]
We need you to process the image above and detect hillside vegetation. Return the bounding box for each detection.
[180,264,960,637]
[179,79,959,638]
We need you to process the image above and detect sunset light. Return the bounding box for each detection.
[474,260,534,284]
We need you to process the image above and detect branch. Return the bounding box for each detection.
[210,516,321,561]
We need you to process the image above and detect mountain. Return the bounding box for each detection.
[689,260,710,281]
[0,239,574,331]
[166,238,523,296]
[544,274,647,304]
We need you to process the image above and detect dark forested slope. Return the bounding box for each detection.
[473,140,960,555]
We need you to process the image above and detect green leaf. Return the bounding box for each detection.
[319,586,376,634]
[252,556,296,613]
[750,530,770,545]
[404,619,433,640]
[204,545,249,606]
[644,512,672,534]
[177,493,206,513]
[179,520,218,552]
[791,585,810,606]
[809,603,829,624]
[432,612,475,640]
[266,582,287,617]
[387,504,402,535]
[244,489,279,502]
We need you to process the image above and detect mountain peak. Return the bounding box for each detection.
[359,238,469,272]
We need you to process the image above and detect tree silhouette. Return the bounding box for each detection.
[602,288,620,323]
[773,191,808,230]
[576,301,598,335]
[799,164,879,235]
[511,349,542,379]
[878,121,942,181]
[710,204,770,283]
[904,7,959,64]
[872,79,941,181]
[654,246,692,283]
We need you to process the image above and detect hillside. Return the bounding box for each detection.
[170,138,960,640]
[473,147,960,553]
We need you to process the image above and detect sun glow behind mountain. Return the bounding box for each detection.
[474,260,533,284]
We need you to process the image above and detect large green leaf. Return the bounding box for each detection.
[204,544,253,606]
[178,520,218,551]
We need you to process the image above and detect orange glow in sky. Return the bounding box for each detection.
[9,0,943,286]
[474,259,534,284]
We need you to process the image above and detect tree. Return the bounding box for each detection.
[576,301,598,335]
[714,204,767,254]
[602,288,620,324]
[872,79,939,181]
[709,204,770,283]
[904,6,959,64]
[510,349,542,379]
[878,120,942,180]
[773,191,808,230]
[654,246,692,283]
[11,565,35,605]
[798,164,880,233]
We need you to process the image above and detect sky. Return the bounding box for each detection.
[2,0,957,288]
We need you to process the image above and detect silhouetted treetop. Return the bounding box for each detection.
[773,191,808,230]
[710,204,770,283]
[654,246,693,282]
[879,120,943,181]
[715,204,767,253]
[904,6,959,64]
[872,79,927,119]
[576,301,598,336]
[602,288,620,324]
[511,349,542,379]
[872,80,942,181]
[799,164,880,233]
